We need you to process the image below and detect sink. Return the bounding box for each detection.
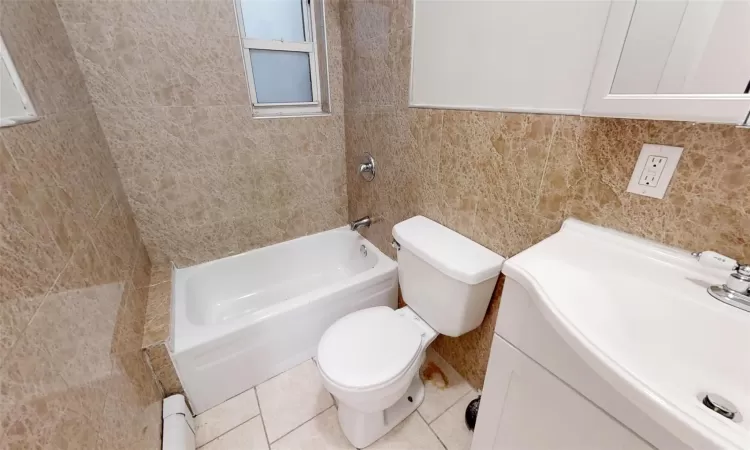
[502,219,750,449]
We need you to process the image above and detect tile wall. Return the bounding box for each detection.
[0,0,161,447]
[57,0,348,266]
[340,0,750,388]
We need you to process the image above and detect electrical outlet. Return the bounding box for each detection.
[638,172,658,187]
[646,155,667,172]
[627,144,683,199]
[637,155,668,187]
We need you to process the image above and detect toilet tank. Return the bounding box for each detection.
[392,216,505,337]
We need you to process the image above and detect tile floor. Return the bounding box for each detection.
[194,348,479,450]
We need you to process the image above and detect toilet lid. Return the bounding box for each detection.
[317,307,423,390]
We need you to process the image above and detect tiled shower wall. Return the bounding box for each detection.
[57,0,348,267]
[0,0,161,448]
[340,0,750,388]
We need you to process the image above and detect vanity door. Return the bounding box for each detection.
[472,335,653,450]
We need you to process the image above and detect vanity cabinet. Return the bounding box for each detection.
[472,279,693,450]
[411,0,750,125]
[472,336,653,450]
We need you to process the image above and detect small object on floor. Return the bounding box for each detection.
[420,361,448,389]
[465,395,481,431]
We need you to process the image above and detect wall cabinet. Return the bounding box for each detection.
[411,0,750,125]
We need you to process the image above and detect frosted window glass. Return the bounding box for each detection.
[242,0,306,42]
[250,50,313,103]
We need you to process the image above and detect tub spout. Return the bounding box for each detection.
[350,216,372,231]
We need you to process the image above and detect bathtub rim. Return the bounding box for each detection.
[170,227,397,354]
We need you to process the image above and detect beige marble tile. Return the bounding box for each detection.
[61,13,154,108]
[199,415,269,450]
[0,1,162,448]
[195,388,261,447]
[136,25,248,107]
[418,348,473,423]
[21,279,123,409]
[0,0,91,115]
[429,390,478,450]
[366,412,445,450]
[97,351,162,449]
[1,381,101,449]
[143,279,172,347]
[145,342,182,396]
[256,360,334,443]
[0,333,68,439]
[2,111,108,261]
[131,242,153,289]
[70,0,348,266]
[110,281,149,355]
[270,407,354,450]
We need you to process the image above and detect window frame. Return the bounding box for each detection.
[0,34,38,128]
[234,0,326,117]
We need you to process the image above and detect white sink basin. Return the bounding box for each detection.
[502,219,750,450]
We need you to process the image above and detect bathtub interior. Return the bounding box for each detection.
[176,227,380,327]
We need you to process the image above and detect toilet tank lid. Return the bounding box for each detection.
[392,216,505,284]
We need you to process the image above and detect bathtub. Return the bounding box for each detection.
[170,226,398,414]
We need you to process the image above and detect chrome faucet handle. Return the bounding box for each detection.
[358,153,375,182]
[726,264,750,294]
[707,261,750,312]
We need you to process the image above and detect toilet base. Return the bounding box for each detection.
[337,374,425,448]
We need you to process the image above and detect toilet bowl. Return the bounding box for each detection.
[316,216,505,448]
[317,306,437,448]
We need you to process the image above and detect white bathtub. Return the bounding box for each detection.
[170,226,398,413]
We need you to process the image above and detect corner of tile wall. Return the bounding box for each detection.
[58,0,349,266]
[0,0,163,446]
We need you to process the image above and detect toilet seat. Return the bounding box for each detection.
[317,306,423,391]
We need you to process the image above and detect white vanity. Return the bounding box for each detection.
[472,220,749,450]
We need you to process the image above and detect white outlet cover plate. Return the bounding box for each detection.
[626,144,683,199]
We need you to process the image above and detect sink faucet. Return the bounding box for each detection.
[707,264,750,313]
[350,216,372,231]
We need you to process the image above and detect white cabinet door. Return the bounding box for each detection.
[410,0,611,115]
[472,335,654,450]
[584,0,750,124]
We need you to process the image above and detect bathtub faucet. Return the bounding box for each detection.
[350,216,372,231]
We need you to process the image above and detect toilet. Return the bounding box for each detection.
[317,215,505,448]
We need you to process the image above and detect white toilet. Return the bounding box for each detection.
[317,216,505,448]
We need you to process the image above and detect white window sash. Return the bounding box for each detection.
[235,0,322,113]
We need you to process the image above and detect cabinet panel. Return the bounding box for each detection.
[472,336,653,450]
[494,279,691,450]
[410,0,610,115]
[584,0,750,124]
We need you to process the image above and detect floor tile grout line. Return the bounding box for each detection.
[268,404,337,446]
[195,389,262,448]
[197,413,260,449]
[255,357,316,390]
[414,410,449,450]
[198,356,470,449]
[426,387,476,425]
[254,388,272,448]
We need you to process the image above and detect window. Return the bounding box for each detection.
[235,0,330,117]
[0,34,37,127]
